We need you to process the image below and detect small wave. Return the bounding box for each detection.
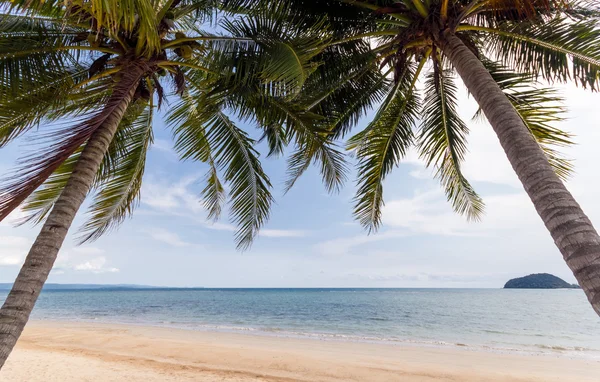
[368,317,391,322]
[192,324,260,332]
[535,345,569,351]
[35,316,600,361]
[534,344,597,352]
[84,312,111,317]
[261,327,283,333]
[482,330,508,335]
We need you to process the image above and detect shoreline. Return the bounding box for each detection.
[4,320,600,381]
[27,317,600,361]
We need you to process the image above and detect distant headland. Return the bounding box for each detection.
[0,283,159,291]
[504,273,580,289]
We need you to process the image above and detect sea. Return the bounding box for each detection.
[5,288,600,359]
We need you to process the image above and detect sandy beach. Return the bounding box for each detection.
[1,321,598,382]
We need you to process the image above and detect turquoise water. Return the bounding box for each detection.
[4,288,600,359]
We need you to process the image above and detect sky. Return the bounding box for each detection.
[1,80,599,288]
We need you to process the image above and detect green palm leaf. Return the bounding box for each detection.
[419,67,484,220]
[466,17,600,89]
[220,8,329,96]
[168,92,226,221]
[6,0,161,54]
[0,13,92,100]
[168,91,273,249]
[202,157,226,222]
[204,111,273,249]
[302,43,389,138]
[18,147,83,225]
[78,103,154,243]
[266,98,347,193]
[14,93,149,227]
[480,59,573,179]
[348,62,420,232]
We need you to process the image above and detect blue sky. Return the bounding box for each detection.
[1,81,599,288]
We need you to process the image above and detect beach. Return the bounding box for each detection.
[3,321,600,382]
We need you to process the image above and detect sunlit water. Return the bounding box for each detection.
[3,288,599,359]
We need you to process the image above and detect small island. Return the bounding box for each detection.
[504,273,580,289]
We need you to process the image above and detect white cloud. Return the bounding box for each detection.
[260,229,307,238]
[382,188,540,236]
[0,235,31,266]
[0,208,27,228]
[0,257,22,266]
[0,235,121,274]
[70,247,105,256]
[401,87,522,188]
[342,270,499,284]
[142,176,204,214]
[152,139,175,154]
[202,224,307,238]
[316,189,542,257]
[307,82,600,285]
[461,125,520,187]
[142,176,309,240]
[74,257,119,274]
[55,247,120,274]
[204,222,236,232]
[315,230,410,256]
[145,228,190,247]
[382,189,475,236]
[0,236,30,247]
[387,83,600,241]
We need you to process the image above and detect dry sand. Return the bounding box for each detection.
[3,321,600,382]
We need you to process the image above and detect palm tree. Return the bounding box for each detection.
[0,0,343,366]
[230,0,600,314]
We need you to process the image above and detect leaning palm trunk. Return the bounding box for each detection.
[440,30,600,315]
[0,67,141,367]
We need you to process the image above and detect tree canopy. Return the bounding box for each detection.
[0,0,344,248]
[225,0,600,231]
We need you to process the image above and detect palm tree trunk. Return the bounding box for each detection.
[0,67,142,368]
[440,30,600,315]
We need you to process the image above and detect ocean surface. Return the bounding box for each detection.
[5,288,600,359]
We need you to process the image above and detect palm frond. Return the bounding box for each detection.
[419,67,484,220]
[222,0,378,40]
[0,13,93,99]
[220,6,330,96]
[18,98,147,226]
[0,119,97,222]
[0,63,145,222]
[0,67,92,147]
[258,98,347,193]
[190,64,348,194]
[347,61,420,232]
[18,146,84,225]
[202,157,226,221]
[168,90,272,249]
[471,17,600,89]
[465,0,574,23]
[78,103,154,242]
[302,42,389,138]
[202,110,273,249]
[480,59,573,179]
[258,123,288,158]
[285,138,347,193]
[168,91,227,222]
